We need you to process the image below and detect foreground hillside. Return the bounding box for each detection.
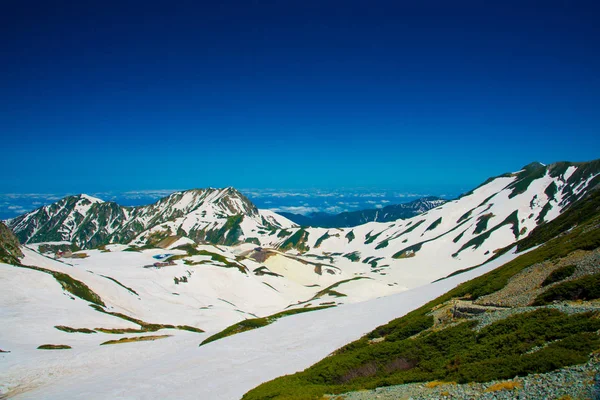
[243,188,600,399]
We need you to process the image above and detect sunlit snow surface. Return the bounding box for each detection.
[1,248,522,400]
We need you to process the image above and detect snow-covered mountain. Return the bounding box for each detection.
[263,160,599,285]
[6,187,295,249]
[279,196,447,227]
[0,159,599,399]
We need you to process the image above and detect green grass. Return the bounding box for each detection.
[392,219,472,260]
[473,213,494,235]
[456,209,473,224]
[175,246,248,273]
[345,231,355,243]
[89,304,204,333]
[452,210,519,258]
[278,229,292,238]
[425,217,442,232]
[243,309,600,399]
[245,237,260,245]
[100,275,139,296]
[390,220,426,240]
[38,344,71,350]
[309,277,369,301]
[55,326,96,334]
[280,229,310,253]
[541,265,576,287]
[533,272,600,305]
[375,239,389,249]
[453,229,466,243]
[507,162,547,199]
[243,192,600,399]
[200,306,334,346]
[315,232,331,248]
[343,251,361,262]
[544,181,558,200]
[517,189,600,252]
[100,335,171,345]
[13,264,105,306]
[364,231,383,245]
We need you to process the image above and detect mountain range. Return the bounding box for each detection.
[279,196,447,227]
[5,187,294,249]
[1,158,599,399]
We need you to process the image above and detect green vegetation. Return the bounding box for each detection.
[278,229,292,238]
[200,306,334,346]
[146,228,173,246]
[243,308,600,399]
[393,243,421,259]
[536,202,553,224]
[390,220,426,240]
[545,181,558,200]
[89,304,204,333]
[100,275,139,296]
[253,266,283,277]
[280,229,310,253]
[343,251,361,262]
[375,239,389,249]
[533,273,600,305]
[100,335,171,345]
[364,231,383,245]
[345,231,355,243]
[425,217,442,232]
[244,237,260,245]
[541,265,576,287]
[174,244,248,273]
[473,213,494,235]
[457,172,513,199]
[518,189,600,252]
[456,209,473,224]
[315,232,331,248]
[123,246,142,252]
[53,271,105,306]
[392,219,471,260]
[55,326,96,334]
[38,344,72,350]
[0,222,24,265]
[244,191,600,399]
[507,162,547,199]
[453,229,466,243]
[309,277,369,301]
[13,264,106,306]
[453,211,519,258]
[204,215,244,246]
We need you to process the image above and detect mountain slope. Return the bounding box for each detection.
[280,196,447,228]
[243,185,600,399]
[0,222,23,265]
[5,188,296,249]
[1,159,599,399]
[268,159,599,286]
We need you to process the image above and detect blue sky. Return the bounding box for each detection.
[1,0,599,195]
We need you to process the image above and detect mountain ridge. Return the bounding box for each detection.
[5,187,294,249]
[279,196,447,228]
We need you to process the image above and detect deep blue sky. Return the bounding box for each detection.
[1,0,599,194]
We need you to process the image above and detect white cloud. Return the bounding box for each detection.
[268,206,320,215]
